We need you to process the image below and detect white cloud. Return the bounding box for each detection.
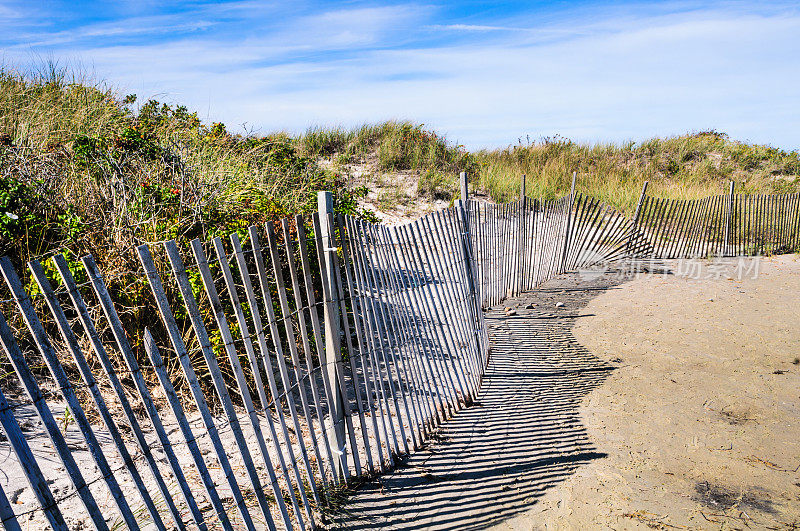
[0,5,20,20]
[290,5,427,47]
[15,18,217,48]
[430,24,522,32]
[5,2,800,150]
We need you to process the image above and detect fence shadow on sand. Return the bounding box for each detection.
[331,270,630,530]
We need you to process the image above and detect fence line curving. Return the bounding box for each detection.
[0,176,798,530]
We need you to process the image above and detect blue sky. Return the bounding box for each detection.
[1,1,799,150]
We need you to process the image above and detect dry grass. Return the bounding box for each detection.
[0,65,375,264]
[296,126,799,216]
[297,121,476,176]
[474,134,800,214]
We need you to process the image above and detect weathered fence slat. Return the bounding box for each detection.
[334,215,378,474]
[53,254,187,530]
[0,323,105,531]
[400,221,457,419]
[0,383,67,530]
[164,240,280,531]
[1,257,119,531]
[349,217,409,456]
[368,222,422,451]
[441,208,484,396]
[296,218,351,479]
[375,224,427,449]
[320,212,363,473]
[398,221,452,427]
[347,216,402,462]
[230,232,319,520]
[272,221,335,487]
[186,237,294,530]
[29,260,162,531]
[82,255,207,530]
[140,329,234,530]
[226,232,312,528]
[262,225,329,503]
[383,224,438,436]
[137,245,244,531]
[289,216,342,479]
[412,216,464,408]
[0,481,22,531]
[432,210,479,396]
[315,196,351,480]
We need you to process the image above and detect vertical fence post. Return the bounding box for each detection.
[455,174,483,392]
[560,172,577,272]
[458,171,472,258]
[455,172,471,269]
[627,180,649,256]
[318,191,347,477]
[517,174,527,295]
[458,171,474,279]
[724,180,734,256]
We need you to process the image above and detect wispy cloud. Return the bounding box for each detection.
[429,24,525,32]
[3,1,800,150]
[290,5,429,48]
[15,18,216,48]
[0,4,22,20]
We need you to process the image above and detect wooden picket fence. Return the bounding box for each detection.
[0,192,487,531]
[0,175,798,530]
[468,174,649,307]
[632,183,800,258]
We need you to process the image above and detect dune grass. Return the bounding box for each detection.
[0,65,374,396]
[3,64,798,283]
[294,124,800,216]
[473,134,800,214]
[2,63,799,399]
[298,121,476,175]
[0,65,373,263]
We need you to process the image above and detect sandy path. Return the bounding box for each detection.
[334,255,800,530]
[331,272,627,529]
[498,254,800,530]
